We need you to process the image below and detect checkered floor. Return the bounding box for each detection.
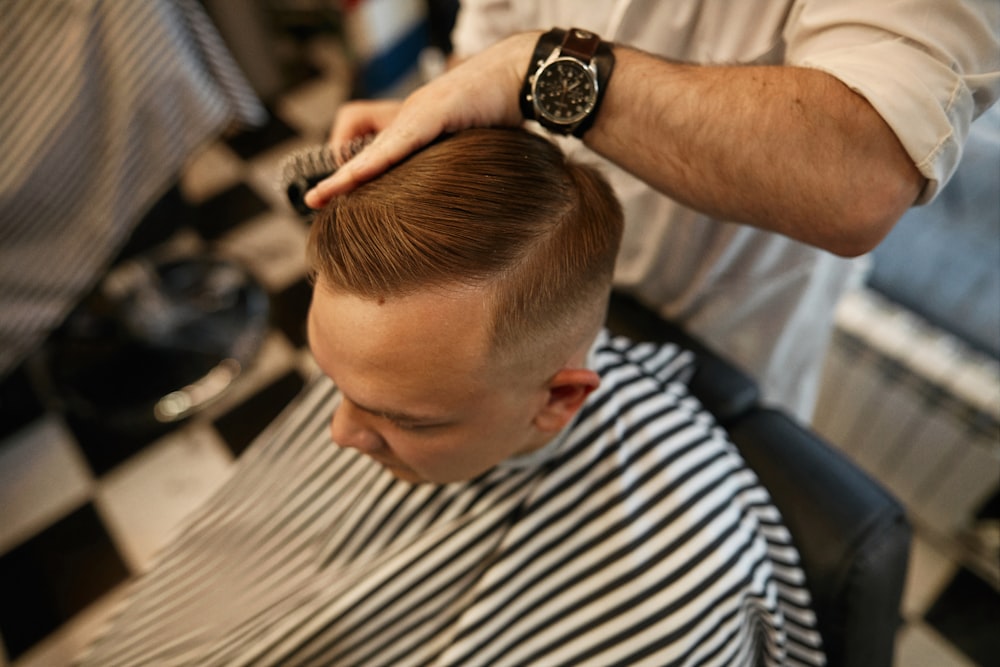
[0,33,997,667]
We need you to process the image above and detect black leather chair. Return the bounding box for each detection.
[727,408,911,667]
[606,291,912,667]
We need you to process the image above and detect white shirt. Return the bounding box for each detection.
[452,0,1000,419]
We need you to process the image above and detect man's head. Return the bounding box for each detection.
[307,127,623,484]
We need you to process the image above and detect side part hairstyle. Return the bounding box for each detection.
[308,127,623,358]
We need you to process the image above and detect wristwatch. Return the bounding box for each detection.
[520,28,615,138]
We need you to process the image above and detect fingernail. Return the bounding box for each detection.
[304,188,320,209]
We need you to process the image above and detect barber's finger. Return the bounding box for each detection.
[304,134,399,205]
[307,107,446,206]
[304,160,367,208]
[327,100,401,156]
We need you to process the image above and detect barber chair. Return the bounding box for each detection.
[606,291,912,667]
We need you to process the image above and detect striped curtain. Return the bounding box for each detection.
[0,0,265,379]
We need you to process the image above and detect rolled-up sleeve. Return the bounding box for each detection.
[785,0,1000,203]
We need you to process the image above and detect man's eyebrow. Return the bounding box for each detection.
[350,398,448,425]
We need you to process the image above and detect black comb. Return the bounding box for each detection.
[278,134,375,216]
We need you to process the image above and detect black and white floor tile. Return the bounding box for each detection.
[0,33,997,667]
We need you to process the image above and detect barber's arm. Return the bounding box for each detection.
[589,48,924,257]
[306,4,997,257]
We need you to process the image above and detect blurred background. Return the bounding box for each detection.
[0,1,997,665]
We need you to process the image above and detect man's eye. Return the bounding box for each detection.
[389,418,441,432]
[391,420,421,430]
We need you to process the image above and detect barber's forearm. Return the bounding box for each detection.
[586,47,925,257]
[313,29,925,245]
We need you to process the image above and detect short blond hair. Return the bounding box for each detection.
[308,128,623,359]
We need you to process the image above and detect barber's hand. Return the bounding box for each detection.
[304,31,540,209]
[327,98,404,163]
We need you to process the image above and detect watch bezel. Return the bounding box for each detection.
[531,56,600,129]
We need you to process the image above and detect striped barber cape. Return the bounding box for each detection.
[77,331,825,666]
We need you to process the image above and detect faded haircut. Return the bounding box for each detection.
[307,127,623,359]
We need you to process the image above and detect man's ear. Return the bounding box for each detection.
[533,368,600,434]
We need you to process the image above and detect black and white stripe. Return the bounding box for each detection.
[0,0,264,379]
[78,331,824,666]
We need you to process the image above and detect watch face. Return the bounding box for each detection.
[533,58,597,126]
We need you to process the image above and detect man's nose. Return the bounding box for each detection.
[330,397,385,455]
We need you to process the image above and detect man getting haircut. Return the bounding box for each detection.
[79,128,825,666]
[306,127,622,485]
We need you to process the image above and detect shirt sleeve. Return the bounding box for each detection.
[784,0,1000,203]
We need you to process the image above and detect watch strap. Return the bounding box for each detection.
[571,38,614,138]
[560,28,600,61]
